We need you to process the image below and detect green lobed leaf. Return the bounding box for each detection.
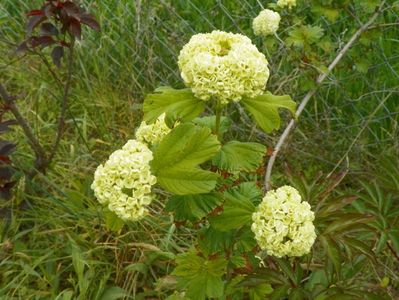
[210,183,259,231]
[235,226,257,252]
[198,226,235,255]
[311,6,340,22]
[286,25,324,48]
[233,182,263,205]
[212,141,266,172]
[249,283,273,300]
[152,123,220,172]
[241,92,296,133]
[230,255,246,268]
[156,167,219,195]
[173,250,227,300]
[224,275,246,300]
[143,87,205,123]
[165,193,223,222]
[192,116,231,136]
[152,123,221,195]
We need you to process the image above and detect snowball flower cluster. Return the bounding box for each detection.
[178,30,269,105]
[251,186,316,257]
[91,140,157,221]
[253,9,281,37]
[136,113,171,145]
[277,0,297,9]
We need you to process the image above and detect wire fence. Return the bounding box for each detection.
[1,0,399,172]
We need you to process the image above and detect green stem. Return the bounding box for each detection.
[214,100,222,139]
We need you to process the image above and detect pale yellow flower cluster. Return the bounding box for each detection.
[178,30,269,105]
[253,9,281,37]
[136,113,171,145]
[277,0,297,9]
[251,186,316,257]
[91,140,157,221]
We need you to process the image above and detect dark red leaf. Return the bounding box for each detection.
[0,181,16,200]
[40,22,59,36]
[44,3,56,18]
[0,141,16,156]
[27,15,46,35]
[28,36,56,48]
[0,166,14,181]
[51,46,64,68]
[59,6,69,22]
[0,120,18,133]
[60,22,68,35]
[27,9,44,16]
[81,13,100,31]
[62,1,80,18]
[69,18,81,40]
[0,156,11,164]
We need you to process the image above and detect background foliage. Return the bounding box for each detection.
[0,0,398,299]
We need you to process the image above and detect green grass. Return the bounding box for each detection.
[1,0,399,298]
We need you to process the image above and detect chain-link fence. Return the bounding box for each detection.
[1,0,398,172]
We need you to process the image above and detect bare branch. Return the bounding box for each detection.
[48,40,75,165]
[264,2,387,192]
[34,50,63,87]
[0,84,48,171]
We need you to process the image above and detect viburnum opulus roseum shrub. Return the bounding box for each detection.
[92,29,295,223]
[91,4,389,299]
[91,28,299,298]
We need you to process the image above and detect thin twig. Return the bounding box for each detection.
[34,50,63,87]
[387,242,399,262]
[367,22,399,30]
[0,84,47,170]
[263,2,386,192]
[48,40,75,165]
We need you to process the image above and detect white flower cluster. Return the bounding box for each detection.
[251,186,316,257]
[136,113,171,145]
[253,9,281,37]
[277,0,297,9]
[178,30,269,105]
[91,140,157,221]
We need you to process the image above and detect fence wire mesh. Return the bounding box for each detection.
[1,0,398,173]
